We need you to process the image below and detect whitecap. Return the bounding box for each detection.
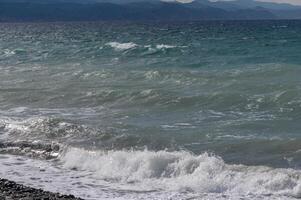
[3,49,16,57]
[156,44,177,49]
[144,71,160,80]
[106,42,138,51]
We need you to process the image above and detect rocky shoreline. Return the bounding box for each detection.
[0,178,83,200]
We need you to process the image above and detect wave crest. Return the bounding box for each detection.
[60,148,301,198]
[106,42,138,51]
[105,42,185,52]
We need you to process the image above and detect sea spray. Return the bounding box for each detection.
[61,147,301,198]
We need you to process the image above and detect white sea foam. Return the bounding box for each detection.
[1,116,93,140]
[105,42,185,51]
[1,49,20,58]
[106,42,138,51]
[60,148,301,199]
[155,44,177,49]
[0,150,298,200]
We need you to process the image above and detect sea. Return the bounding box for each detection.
[1,20,301,200]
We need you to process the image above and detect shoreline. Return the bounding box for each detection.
[0,178,83,200]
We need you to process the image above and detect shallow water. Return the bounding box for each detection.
[1,20,301,199]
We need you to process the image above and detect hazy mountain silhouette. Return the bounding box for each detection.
[0,0,300,22]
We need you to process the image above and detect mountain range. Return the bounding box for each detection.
[0,0,300,21]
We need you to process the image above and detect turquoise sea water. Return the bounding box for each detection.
[1,20,301,199]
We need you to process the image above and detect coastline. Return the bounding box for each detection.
[0,178,83,200]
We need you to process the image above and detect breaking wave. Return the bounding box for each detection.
[60,147,301,198]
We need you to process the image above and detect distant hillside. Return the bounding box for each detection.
[0,0,300,22]
[192,0,301,19]
[196,0,301,10]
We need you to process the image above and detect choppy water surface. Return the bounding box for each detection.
[1,20,301,199]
